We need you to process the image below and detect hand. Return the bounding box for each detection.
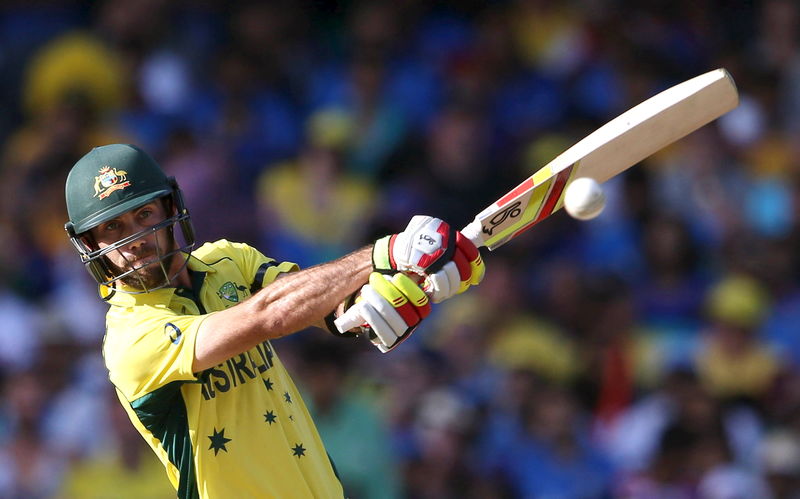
[372,215,457,275]
[334,272,431,353]
[423,231,486,303]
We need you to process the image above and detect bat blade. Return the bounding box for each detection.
[462,68,739,250]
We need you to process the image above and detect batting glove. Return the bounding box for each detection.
[372,216,458,275]
[423,231,486,303]
[334,272,431,353]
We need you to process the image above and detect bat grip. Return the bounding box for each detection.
[334,302,366,333]
[460,220,485,249]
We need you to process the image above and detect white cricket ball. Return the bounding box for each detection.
[563,177,606,220]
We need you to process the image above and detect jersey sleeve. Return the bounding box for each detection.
[104,306,211,401]
[222,240,299,291]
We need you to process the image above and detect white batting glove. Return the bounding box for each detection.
[423,262,462,303]
[372,216,456,275]
[334,272,432,353]
[423,231,486,303]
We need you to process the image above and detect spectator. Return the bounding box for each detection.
[696,274,781,402]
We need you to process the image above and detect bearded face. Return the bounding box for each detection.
[108,229,179,290]
[86,200,191,292]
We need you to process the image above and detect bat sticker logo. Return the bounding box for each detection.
[482,201,522,235]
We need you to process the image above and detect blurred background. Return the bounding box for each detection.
[0,0,798,497]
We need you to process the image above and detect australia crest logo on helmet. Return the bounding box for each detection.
[93,165,131,199]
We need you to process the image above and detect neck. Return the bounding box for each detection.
[174,267,192,289]
[155,250,193,290]
[171,255,192,289]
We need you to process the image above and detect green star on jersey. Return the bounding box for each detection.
[292,443,306,458]
[284,392,292,403]
[263,378,273,391]
[264,411,277,425]
[208,427,231,456]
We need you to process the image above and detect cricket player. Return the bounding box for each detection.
[63,144,484,498]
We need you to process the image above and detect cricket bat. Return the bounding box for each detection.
[336,68,738,335]
[460,67,739,250]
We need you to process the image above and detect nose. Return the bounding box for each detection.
[126,235,148,253]
[122,223,152,256]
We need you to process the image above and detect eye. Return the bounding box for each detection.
[139,208,152,219]
[105,221,120,232]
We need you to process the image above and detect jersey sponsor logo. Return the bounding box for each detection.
[217,281,246,303]
[164,322,182,344]
[93,166,131,199]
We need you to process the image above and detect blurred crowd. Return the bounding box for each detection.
[0,0,799,497]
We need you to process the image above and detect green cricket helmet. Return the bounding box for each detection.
[64,144,195,293]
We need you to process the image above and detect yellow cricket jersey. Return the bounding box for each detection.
[101,239,345,499]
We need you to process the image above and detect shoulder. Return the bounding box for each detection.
[190,239,298,286]
[102,304,203,398]
[191,239,271,271]
[192,239,256,261]
[103,304,179,356]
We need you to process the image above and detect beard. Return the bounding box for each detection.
[110,230,181,290]
[118,252,177,289]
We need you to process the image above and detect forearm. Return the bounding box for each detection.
[250,246,372,335]
[193,246,372,371]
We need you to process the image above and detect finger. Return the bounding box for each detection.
[359,303,396,353]
[452,247,473,294]
[426,262,460,303]
[452,246,471,282]
[456,232,485,285]
[441,261,461,296]
[360,288,402,348]
[390,273,431,319]
[369,273,420,327]
[369,272,408,306]
[334,302,367,333]
[456,231,480,261]
[469,251,485,285]
[361,285,408,335]
[424,269,450,303]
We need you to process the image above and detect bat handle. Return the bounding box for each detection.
[460,219,486,249]
[334,302,366,334]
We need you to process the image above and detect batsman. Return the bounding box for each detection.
[63,144,484,498]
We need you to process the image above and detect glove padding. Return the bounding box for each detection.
[373,216,457,275]
[423,231,486,303]
[336,272,431,353]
